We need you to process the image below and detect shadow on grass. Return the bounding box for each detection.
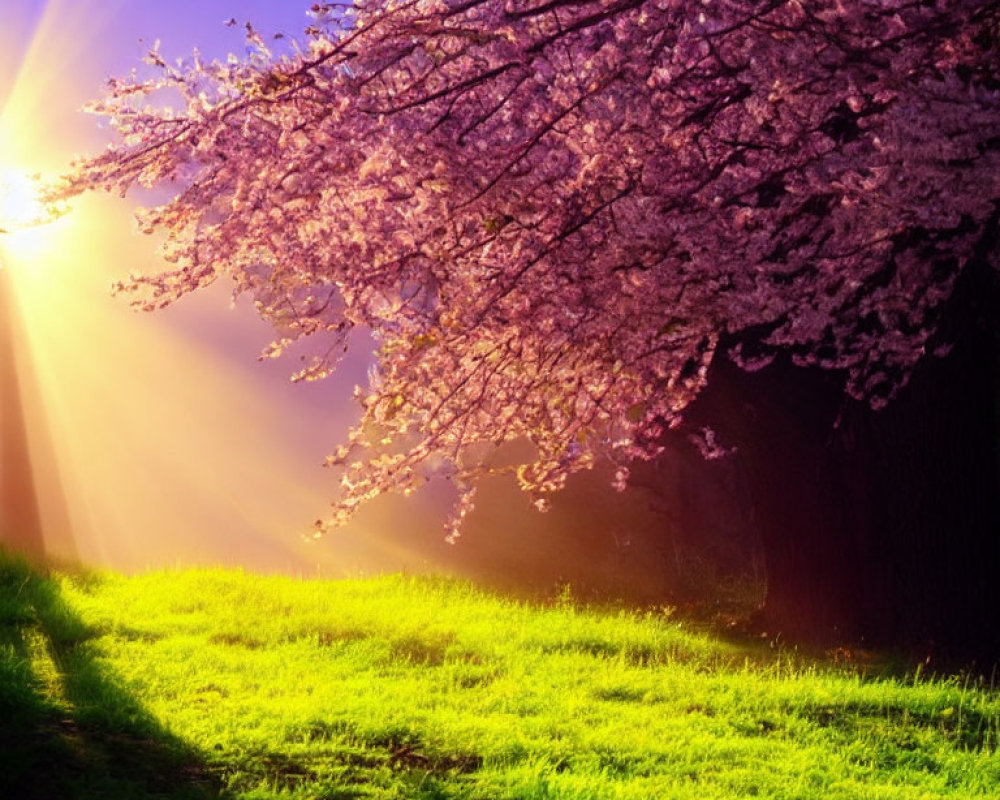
[0,551,226,800]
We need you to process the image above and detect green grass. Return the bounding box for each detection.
[1,551,998,799]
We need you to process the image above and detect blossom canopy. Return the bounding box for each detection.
[63,0,1000,535]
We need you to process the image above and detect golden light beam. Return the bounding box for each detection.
[0,0,449,576]
[1,0,131,134]
[0,264,47,561]
[0,152,73,564]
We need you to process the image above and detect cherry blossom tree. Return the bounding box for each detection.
[61,0,1000,649]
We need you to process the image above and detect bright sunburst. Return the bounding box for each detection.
[0,167,52,234]
[0,163,67,265]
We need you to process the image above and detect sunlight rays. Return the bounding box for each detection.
[0,0,442,575]
[1,181,362,571]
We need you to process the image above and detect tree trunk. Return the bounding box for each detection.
[682,267,1000,661]
[857,322,1000,660]
[688,356,883,643]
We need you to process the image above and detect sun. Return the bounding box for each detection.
[0,165,68,266]
[0,167,56,235]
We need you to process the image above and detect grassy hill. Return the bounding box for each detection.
[1,551,998,799]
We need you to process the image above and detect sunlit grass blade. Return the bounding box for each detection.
[2,551,998,799]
